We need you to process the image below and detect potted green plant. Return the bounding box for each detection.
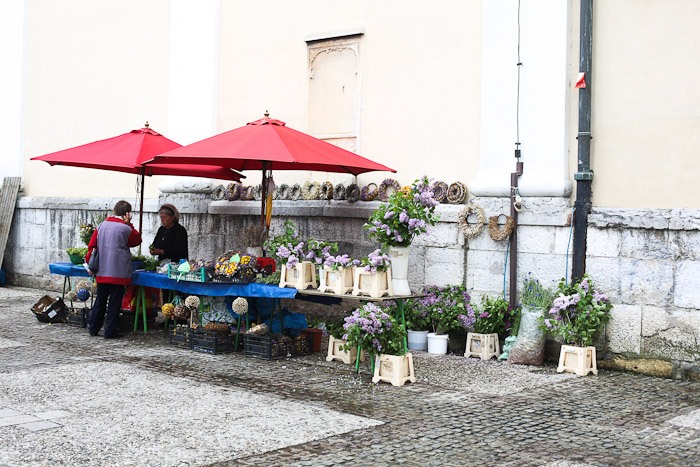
[466,295,519,360]
[66,247,88,265]
[539,275,613,376]
[418,285,475,355]
[404,298,432,351]
[341,302,415,386]
[364,176,440,295]
[508,274,555,366]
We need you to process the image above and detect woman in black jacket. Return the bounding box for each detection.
[149,203,188,263]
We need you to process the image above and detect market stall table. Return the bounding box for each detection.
[131,271,297,334]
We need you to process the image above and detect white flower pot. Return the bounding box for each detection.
[352,268,393,298]
[279,261,317,289]
[407,330,429,351]
[318,265,354,295]
[427,332,449,354]
[372,353,416,387]
[388,245,411,296]
[557,345,598,376]
[465,332,500,360]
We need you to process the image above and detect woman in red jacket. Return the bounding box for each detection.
[86,200,142,339]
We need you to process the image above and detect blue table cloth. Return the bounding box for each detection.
[131,271,297,299]
[49,262,91,278]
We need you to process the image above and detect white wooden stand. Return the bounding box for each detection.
[352,268,393,298]
[557,345,598,376]
[465,332,500,360]
[326,336,359,364]
[372,353,416,387]
[279,261,317,289]
[318,266,354,295]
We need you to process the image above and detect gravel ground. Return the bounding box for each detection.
[1,285,699,466]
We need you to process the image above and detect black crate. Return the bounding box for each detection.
[244,333,313,360]
[190,329,236,355]
[169,325,192,349]
[66,307,90,328]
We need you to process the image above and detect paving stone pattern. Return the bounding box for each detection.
[1,286,699,466]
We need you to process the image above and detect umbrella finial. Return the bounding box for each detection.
[264,110,269,118]
[144,121,150,128]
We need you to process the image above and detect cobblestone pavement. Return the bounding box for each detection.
[1,286,699,466]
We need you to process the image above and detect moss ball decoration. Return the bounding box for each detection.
[173,304,189,321]
[76,288,91,302]
[185,295,201,310]
[232,297,248,315]
[161,303,175,319]
[76,280,91,291]
[67,291,78,301]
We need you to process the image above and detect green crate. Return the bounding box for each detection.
[167,264,211,282]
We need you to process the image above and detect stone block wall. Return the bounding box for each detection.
[4,194,699,368]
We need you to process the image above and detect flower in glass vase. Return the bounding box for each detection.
[342,302,407,356]
[364,176,440,248]
[539,275,612,347]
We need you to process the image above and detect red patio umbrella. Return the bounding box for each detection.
[31,123,244,235]
[147,113,396,227]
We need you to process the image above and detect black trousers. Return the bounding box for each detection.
[89,283,125,338]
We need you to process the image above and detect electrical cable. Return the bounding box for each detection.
[515,0,523,158]
[503,240,510,300]
[565,207,575,286]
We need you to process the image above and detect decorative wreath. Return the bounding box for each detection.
[360,183,379,201]
[225,182,241,201]
[458,203,486,239]
[431,181,448,203]
[302,181,321,200]
[446,182,468,204]
[276,183,290,200]
[211,185,226,201]
[346,183,360,203]
[320,181,334,200]
[378,178,401,201]
[333,183,346,200]
[488,215,515,242]
[289,183,302,201]
[240,185,256,201]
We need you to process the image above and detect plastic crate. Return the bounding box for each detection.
[244,333,313,360]
[66,307,90,328]
[169,325,192,349]
[167,264,212,282]
[190,329,236,354]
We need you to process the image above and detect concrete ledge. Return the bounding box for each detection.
[597,355,673,379]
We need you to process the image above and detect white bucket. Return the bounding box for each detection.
[427,332,449,354]
[407,330,429,351]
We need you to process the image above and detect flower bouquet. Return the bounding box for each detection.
[540,275,612,348]
[342,302,407,357]
[213,250,258,283]
[364,176,440,248]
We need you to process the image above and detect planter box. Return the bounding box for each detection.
[318,266,354,295]
[372,353,416,387]
[557,345,598,376]
[279,261,317,289]
[352,268,393,299]
[326,335,359,364]
[465,332,500,360]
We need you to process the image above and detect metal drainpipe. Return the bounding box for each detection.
[572,0,594,282]
[509,158,523,308]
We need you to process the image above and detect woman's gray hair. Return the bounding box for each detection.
[158,203,180,222]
